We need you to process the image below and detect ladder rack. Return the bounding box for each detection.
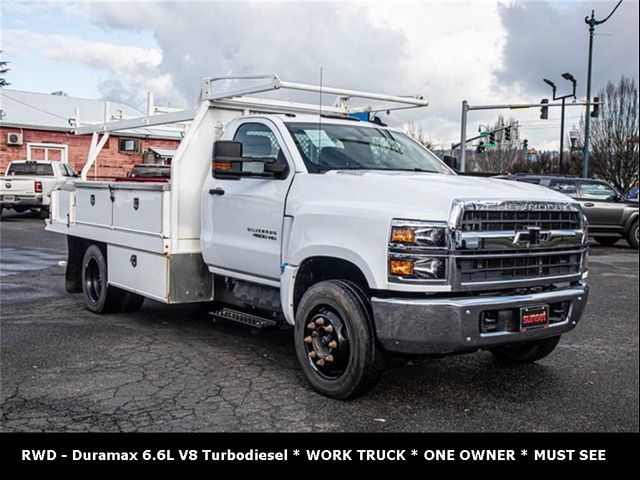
[75,74,429,135]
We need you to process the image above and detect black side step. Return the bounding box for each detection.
[209,308,278,330]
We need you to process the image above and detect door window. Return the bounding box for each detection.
[578,181,618,201]
[548,179,578,195]
[233,123,286,164]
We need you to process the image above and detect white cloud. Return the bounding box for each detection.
[1,28,185,107]
[4,1,637,151]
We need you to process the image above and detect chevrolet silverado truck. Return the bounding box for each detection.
[1,160,76,218]
[46,75,589,398]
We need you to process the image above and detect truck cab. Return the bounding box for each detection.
[46,75,589,399]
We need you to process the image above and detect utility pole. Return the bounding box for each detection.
[583,0,623,178]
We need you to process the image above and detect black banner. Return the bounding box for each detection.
[0,432,635,471]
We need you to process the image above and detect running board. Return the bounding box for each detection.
[209,307,278,330]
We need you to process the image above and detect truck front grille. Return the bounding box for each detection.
[452,200,587,289]
[457,250,583,284]
[461,209,581,232]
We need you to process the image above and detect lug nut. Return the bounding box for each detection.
[304,336,313,344]
[308,351,317,358]
[307,322,316,330]
[328,340,337,349]
[316,359,325,367]
[324,325,334,333]
[315,317,325,326]
[325,355,334,363]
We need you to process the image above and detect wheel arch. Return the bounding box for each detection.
[287,256,372,324]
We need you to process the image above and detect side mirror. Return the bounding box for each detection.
[443,155,459,172]
[212,140,284,179]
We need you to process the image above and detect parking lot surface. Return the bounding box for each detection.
[1,211,638,432]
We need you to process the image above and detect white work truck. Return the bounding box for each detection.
[46,75,589,398]
[1,160,75,218]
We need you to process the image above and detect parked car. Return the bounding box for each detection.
[115,164,171,183]
[0,160,76,218]
[497,175,639,249]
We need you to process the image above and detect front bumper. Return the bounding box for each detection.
[0,195,44,208]
[372,282,589,355]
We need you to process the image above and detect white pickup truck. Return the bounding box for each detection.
[46,75,589,398]
[1,160,76,218]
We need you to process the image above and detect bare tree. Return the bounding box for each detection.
[404,120,434,149]
[0,50,9,88]
[582,76,639,193]
[473,115,520,173]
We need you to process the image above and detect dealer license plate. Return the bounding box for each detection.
[520,305,549,332]
[2,195,15,202]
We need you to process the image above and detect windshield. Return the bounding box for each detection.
[285,122,451,174]
[7,162,54,176]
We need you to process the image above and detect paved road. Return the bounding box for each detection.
[1,211,638,432]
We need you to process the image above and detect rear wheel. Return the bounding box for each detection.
[294,280,384,399]
[626,220,639,249]
[39,207,49,219]
[82,244,142,314]
[594,236,619,246]
[490,336,561,364]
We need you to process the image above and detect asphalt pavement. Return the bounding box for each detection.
[1,210,638,432]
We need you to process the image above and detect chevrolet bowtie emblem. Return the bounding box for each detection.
[514,226,542,246]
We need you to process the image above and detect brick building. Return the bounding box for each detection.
[0,89,183,178]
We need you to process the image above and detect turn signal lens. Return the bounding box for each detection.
[391,227,416,244]
[34,180,43,193]
[213,161,233,171]
[389,259,414,276]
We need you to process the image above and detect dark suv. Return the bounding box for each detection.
[498,175,639,249]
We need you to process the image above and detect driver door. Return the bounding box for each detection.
[201,121,293,281]
[576,180,625,227]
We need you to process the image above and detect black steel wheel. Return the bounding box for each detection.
[294,280,384,399]
[81,244,126,314]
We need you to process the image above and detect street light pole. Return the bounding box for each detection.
[560,97,566,173]
[583,0,623,178]
[543,73,576,174]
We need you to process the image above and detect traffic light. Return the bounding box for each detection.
[488,132,495,145]
[476,141,486,154]
[591,96,600,118]
[522,139,529,151]
[540,99,549,120]
[504,127,511,141]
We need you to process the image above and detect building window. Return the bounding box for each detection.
[119,138,140,153]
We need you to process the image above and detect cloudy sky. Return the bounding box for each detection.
[1,0,638,150]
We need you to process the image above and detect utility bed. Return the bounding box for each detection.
[49,182,212,303]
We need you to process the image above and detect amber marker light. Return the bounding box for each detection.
[214,161,233,171]
[391,227,416,244]
[389,259,414,276]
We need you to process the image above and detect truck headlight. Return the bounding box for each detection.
[390,220,448,249]
[388,220,449,283]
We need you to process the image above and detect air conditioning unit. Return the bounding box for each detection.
[6,133,23,146]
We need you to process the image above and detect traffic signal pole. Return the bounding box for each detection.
[456,100,597,172]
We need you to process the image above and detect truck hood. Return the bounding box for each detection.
[290,171,576,222]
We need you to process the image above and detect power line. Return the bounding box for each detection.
[0,91,70,121]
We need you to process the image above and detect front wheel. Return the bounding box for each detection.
[294,280,384,399]
[627,220,639,249]
[490,336,561,364]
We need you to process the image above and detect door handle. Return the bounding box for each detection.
[209,188,225,196]
[583,202,595,207]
